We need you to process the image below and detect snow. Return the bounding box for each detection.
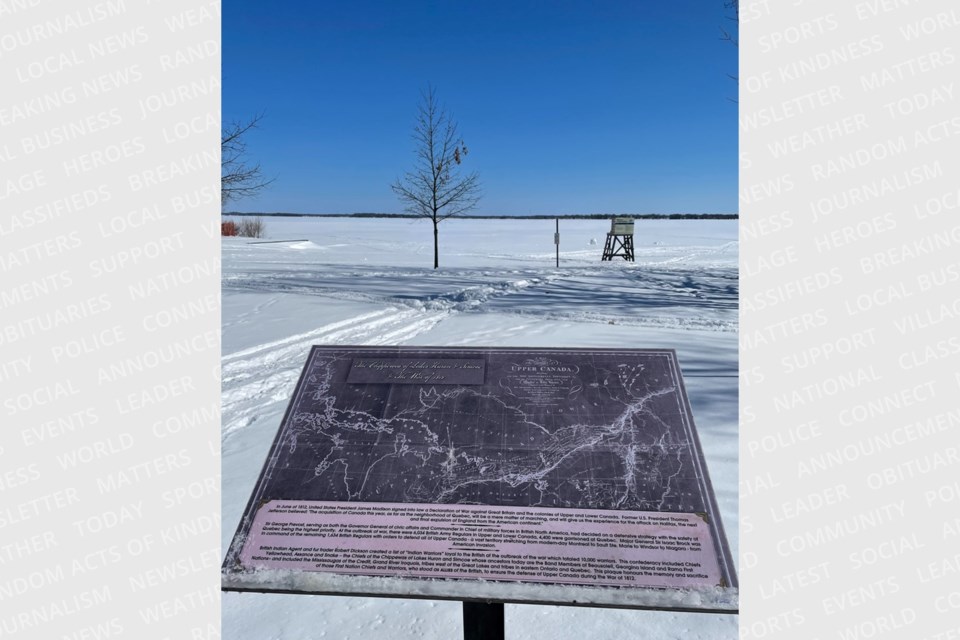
[221,216,738,639]
[223,568,738,611]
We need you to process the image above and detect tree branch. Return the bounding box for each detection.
[222,113,275,205]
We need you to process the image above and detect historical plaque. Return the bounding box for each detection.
[223,346,737,611]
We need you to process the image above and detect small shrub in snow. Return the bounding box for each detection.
[221,221,238,236]
[238,217,265,238]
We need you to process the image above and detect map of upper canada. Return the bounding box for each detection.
[256,347,713,515]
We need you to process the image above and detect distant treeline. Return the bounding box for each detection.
[223,212,738,220]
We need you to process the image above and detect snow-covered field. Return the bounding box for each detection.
[221,216,738,639]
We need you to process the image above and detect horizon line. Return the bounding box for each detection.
[222,212,740,219]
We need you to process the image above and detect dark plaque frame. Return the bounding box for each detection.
[223,346,737,613]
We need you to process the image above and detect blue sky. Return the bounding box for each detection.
[223,1,738,215]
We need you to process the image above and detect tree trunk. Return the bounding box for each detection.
[433,219,439,269]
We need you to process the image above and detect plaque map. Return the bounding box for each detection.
[227,346,735,593]
[274,349,705,511]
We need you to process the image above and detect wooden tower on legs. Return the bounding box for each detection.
[601,217,635,261]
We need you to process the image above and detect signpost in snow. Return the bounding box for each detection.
[223,346,738,616]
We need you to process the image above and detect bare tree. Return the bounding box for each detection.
[720,0,739,103]
[222,114,274,206]
[719,0,738,47]
[392,87,481,269]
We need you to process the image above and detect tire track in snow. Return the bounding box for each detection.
[225,267,736,325]
[221,273,554,440]
[221,306,448,440]
[222,308,394,364]
[222,271,558,315]
[656,241,739,265]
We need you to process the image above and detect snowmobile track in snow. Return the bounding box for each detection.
[221,306,449,440]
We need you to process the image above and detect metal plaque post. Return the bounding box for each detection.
[463,601,504,640]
